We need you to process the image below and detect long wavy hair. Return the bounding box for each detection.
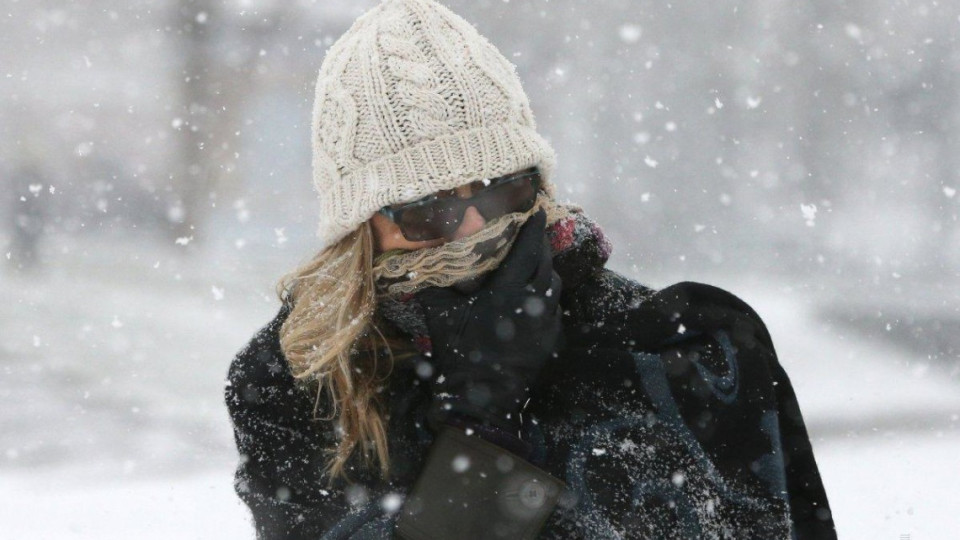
[274,222,407,484]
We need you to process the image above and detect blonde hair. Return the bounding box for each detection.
[274,222,403,484]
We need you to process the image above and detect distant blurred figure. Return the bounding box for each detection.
[5,160,47,272]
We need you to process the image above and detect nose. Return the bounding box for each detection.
[451,206,486,240]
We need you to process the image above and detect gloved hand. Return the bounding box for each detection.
[416,209,563,435]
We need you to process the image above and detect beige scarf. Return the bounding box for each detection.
[372,195,573,298]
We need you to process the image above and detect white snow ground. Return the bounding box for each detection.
[2,234,958,539]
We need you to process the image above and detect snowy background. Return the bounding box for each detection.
[2,0,958,538]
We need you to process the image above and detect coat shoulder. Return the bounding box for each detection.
[652,280,776,350]
[570,270,771,335]
[225,303,304,414]
[567,270,778,358]
[663,280,766,322]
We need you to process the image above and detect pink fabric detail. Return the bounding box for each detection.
[548,217,577,254]
[590,222,613,259]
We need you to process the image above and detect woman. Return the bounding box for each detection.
[225,0,836,538]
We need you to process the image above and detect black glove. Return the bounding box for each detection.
[416,209,563,435]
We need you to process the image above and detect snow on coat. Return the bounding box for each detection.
[225,268,836,539]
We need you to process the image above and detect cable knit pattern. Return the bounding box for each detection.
[311,0,558,250]
[379,17,451,142]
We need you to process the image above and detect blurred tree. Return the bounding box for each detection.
[5,162,47,272]
[168,0,221,244]
[167,0,315,247]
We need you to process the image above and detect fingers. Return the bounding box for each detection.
[490,209,546,288]
[527,267,562,316]
[529,237,555,294]
[517,237,562,322]
[547,268,562,306]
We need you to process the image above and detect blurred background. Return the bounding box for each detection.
[1,0,958,537]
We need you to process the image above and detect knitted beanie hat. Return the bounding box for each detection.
[311,0,558,250]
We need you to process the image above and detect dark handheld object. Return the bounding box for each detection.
[396,426,565,540]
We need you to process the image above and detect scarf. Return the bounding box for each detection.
[373,198,613,354]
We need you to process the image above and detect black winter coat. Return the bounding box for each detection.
[225,269,836,539]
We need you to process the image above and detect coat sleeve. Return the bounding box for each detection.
[768,355,837,539]
[224,316,366,539]
[628,281,838,538]
[681,282,838,539]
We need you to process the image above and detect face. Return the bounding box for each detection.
[369,184,489,254]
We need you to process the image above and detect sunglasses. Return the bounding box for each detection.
[378,168,541,242]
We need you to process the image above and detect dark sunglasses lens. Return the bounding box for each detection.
[474,175,538,219]
[398,201,463,241]
[393,171,540,241]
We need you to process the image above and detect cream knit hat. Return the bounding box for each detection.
[311,0,558,250]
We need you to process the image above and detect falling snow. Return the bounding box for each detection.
[1,1,957,538]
